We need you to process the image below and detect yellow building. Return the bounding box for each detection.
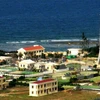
[29,78,58,96]
[17,45,45,59]
[0,76,9,90]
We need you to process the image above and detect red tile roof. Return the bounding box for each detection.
[23,45,44,51]
[33,78,55,84]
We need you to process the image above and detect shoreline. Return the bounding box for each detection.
[49,40,99,45]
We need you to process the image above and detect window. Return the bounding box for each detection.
[32,86,34,88]
[32,91,34,94]
[52,82,54,86]
[44,84,46,87]
[41,85,43,88]
[55,87,57,90]
[52,88,54,91]
[38,85,40,89]
[55,82,57,85]
[44,89,46,93]
[41,90,43,94]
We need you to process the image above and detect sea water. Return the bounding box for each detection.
[0,0,99,51]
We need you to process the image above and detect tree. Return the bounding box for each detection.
[41,53,46,59]
[81,32,89,49]
[93,64,97,69]
[18,52,23,60]
[9,79,17,87]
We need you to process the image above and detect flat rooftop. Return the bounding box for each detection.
[33,78,55,84]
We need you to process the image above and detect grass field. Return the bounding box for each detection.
[90,76,100,83]
[0,86,100,100]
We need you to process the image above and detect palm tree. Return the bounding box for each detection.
[18,53,23,60]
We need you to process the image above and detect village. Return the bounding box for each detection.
[0,44,100,100]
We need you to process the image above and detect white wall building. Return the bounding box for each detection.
[67,48,82,56]
[34,62,45,72]
[0,56,12,63]
[18,59,35,70]
[17,45,45,59]
[45,62,58,71]
[29,78,58,96]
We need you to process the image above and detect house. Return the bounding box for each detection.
[45,62,58,71]
[18,59,35,70]
[67,48,82,56]
[34,62,45,72]
[0,56,12,64]
[17,45,45,59]
[29,78,58,96]
[0,76,9,90]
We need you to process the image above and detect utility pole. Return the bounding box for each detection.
[97,18,100,66]
[97,35,100,65]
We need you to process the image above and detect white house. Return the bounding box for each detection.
[45,62,58,71]
[0,56,12,64]
[34,62,45,72]
[18,59,35,70]
[67,48,82,56]
[17,45,45,59]
[29,78,58,96]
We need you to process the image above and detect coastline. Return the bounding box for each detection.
[49,40,98,46]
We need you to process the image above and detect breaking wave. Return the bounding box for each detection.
[6,41,36,44]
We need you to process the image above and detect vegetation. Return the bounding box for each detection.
[81,85,100,89]
[0,50,6,56]
[90,76,100,83]
[81,32,89,49]
[84,46,99,57]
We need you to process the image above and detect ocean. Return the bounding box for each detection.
[0,0,100,51]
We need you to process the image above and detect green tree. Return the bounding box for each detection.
[41,53,46,59]
[18,52,23,60]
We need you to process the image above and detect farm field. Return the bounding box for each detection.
[0,86,100,100]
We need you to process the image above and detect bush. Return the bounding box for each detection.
[16,81,28,86]
[18,76,25,80]
[9,79,17,87]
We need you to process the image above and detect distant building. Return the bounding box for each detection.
[17,45,45,59]
[0,76,9,90]
[45,62,58,71]
[34,62,45,72]
[29,78,58,96]
[67,48,82,56]
[18,59,35,70]
[0,56,12,64]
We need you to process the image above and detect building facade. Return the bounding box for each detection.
[0,56,12,64]
[17,45,45,59]
[29,78,58,96]
[18,59,35,70]
[0,76,9,90]
[67,48,82,56]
